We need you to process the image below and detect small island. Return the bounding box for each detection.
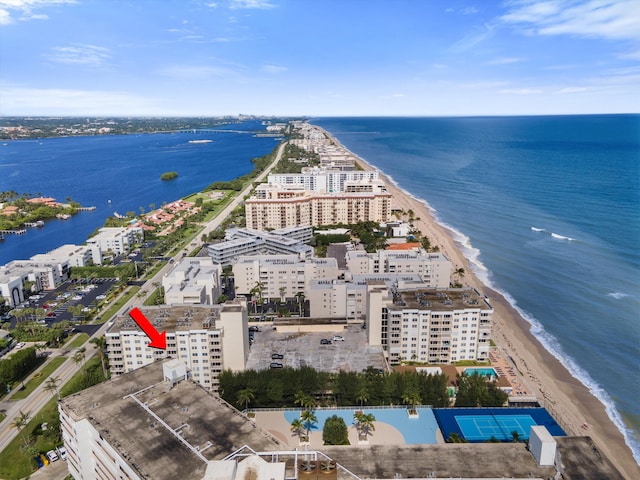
[160,171,178,181]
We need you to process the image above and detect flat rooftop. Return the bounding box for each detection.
[112,305,221,332]
[60,361,283,480]
[391,288,492,312]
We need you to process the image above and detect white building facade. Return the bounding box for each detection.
[233,255,339,300]
[106,301,249,392]
[366,285,492,365]
[345,249,451,288]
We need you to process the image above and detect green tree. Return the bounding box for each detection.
[44,376,61,400]
[354,411,376,441]
[290,418,305,442]
[11,410,31,448]
[322,415,349,445]
[73,347,87,369]
[90,336,109,379]
[402,390,421,412]
[300,409,318,441]
[236,388,255,412]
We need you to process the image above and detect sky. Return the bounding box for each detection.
[0,0,639,116]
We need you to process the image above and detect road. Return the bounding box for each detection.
[0,141,286,456]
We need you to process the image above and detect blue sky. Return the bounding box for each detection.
[1,0,638,116]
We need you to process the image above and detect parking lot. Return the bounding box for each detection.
[9,278,118,328]
[245,324,387,373]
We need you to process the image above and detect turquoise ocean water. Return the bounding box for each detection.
[312,115,640,463]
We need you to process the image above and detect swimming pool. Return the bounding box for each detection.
[462,367,498,377]
[283,407,439,444]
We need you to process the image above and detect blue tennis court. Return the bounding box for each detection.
[434,408,565,442]
[456,414,537,441]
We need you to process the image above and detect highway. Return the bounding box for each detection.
[0,141,285,455]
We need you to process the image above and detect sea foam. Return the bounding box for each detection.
[550,232,575,241]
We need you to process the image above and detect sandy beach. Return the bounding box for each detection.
[317,128,639,479]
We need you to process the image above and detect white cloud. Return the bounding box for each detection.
[0,0,76,25]
[487,56,525,65]
[228,0,276,10]
[500,88,544,94]
[261,64,287,74]
[44,45,111,67]
[157,64,239,79]
[617,48,640,60]
[462,7,479,15]
[501,0,640,40]
[450,23,496,52]
[556,86,589,93]
[0,86,164,116]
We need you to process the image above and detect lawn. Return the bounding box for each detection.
[10,357,67,401]
[64,332,89,350]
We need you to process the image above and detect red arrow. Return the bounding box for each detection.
[129,307,166,350]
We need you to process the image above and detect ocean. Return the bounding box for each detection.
[0,120,279,264]
[312,115,640,463]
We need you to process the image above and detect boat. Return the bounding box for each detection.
[56,213,71,220]
[188,139,213,144]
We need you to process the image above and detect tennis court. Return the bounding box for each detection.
[456,414,537,441]
[434,408,565,443]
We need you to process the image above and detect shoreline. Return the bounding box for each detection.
[316,126,639,479]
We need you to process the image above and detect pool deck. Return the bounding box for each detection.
[254,410,445,448]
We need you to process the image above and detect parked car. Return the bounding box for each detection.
[57,446,68,461]
[320,339,332,345]
[249,326,261,332]
[332,335,344,342]
[271,353,284,360]
[46,450,59,462]
[269,362,283,369]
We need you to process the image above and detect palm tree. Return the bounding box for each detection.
[73,347,86,369]
[295,292,305,317]
[11,410,31,447]
[236,388,255,412]
[90,336,108,379]
[300,409,317,441]
[354,412,376,440]
[44,376,61,400]
[453,267,465,285]
[356,381,369,409]
[290,418,305,441]
[402,390,421,413]
[511,430,521,443]
[294,391,316,411]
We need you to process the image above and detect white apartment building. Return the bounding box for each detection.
[345,249,451,288]
[245,181,392,231]
[307,274,423,321]
[31,243,101,267]
[366,284,493,365]
[0,258,70,306]
[162,257,222,305]
[86,226,143,256]
[233,254,339,300]
[207,226,313,266]
[106,301,249,392]
[267,167,379,193]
